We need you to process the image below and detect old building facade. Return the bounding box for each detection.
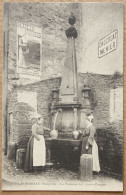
[3,2,123,177]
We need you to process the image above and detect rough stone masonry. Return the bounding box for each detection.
[4,3,123,178]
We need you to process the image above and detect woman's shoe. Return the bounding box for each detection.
[41,166,45,171]
[33,166,41,172]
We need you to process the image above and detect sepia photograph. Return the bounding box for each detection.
[2,2,123,191]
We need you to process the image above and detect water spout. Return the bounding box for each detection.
[53,109,62,130]
[73,108,79,140]
[53,111,59,130]
[73,108,77,131]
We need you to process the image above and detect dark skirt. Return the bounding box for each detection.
[24,135,34,172]
[81,136,92,155]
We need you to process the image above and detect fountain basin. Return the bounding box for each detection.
[46,138,82,147]
[51,103,81,109]
[45,137,82,168]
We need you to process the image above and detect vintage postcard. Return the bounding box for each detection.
[2,2,123,191]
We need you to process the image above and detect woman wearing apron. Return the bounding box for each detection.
[24,114,51,172]
[81,115,100,173]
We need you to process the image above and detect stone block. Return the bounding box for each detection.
[80,154,93,181]
[16,149,26,169]
[7,142,17,160]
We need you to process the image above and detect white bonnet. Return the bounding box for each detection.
[86,114,94,123]
[31,113,42,120]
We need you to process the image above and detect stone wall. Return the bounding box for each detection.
[109,87,123,122]
[80,3,123,75]
[4,3,123,177]
[79,74,123,177]
[97,124,123,177]
[7,73,123,176]
[7,2,81,82]
[78,73,123,128]
[7,89,35,148]
[8,77,61,148]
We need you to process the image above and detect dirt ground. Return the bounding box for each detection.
[2,154,123,191]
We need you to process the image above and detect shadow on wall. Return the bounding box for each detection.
[14,102,35,149]
[97,125,123,179]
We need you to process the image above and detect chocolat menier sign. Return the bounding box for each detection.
[98,30,118,58]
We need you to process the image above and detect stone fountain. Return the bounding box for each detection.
[46,14,93,167]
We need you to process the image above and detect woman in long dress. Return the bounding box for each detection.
[19,33,29,68]
[24,115,51,172]
[81,115,100,173]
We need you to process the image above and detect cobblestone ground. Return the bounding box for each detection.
[2,154,123,191]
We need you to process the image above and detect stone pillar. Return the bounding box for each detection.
[16,149,26,169]
[59,14,78,104]
[80,154,93,181]
[7,142,17,160]
[45,140,54,166]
